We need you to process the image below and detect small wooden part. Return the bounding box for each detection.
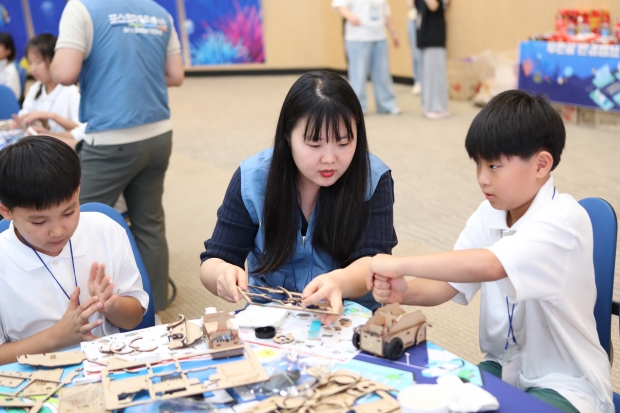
[0,397,36,408]
[17,350,87,368]
[21,369,64,396]
[339,318,352,327]
[59,383,105,413]
[128,336,159,352]
[110,342,135,355]
[167,314,203,349]
[273,334,294,344]
[101,344,269,410]
[0,377,25,388]
[240,370,398,413]
[237,286,339,315]
[203,309,242,352]
[29,370,79,413]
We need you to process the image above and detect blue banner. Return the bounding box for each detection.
[29,0,65,36]
[0,1,29,61]
[184,0,265,66]
[518,41,620,112]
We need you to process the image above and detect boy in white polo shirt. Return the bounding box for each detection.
[0,136,148,366]
[366,90,613,413]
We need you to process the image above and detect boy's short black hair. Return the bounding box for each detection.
[465,90,565,170]
[0,136,80,211]
[0,32,16,62]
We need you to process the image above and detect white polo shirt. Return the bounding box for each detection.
[450,176,613,413]
[19,82,84,138]
[0,212,149,344]
[331,0,391,42]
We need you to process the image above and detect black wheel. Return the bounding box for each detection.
[384,337,404,360]
[352,331,360,349]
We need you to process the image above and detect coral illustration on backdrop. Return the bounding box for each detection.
[186,0,264,65]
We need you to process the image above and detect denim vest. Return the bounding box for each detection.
[240,148,392,310]
[79,0,171,133]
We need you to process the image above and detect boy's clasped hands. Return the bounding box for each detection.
[366,254,407,305]
[54,263,117,347]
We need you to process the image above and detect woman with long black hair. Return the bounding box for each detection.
[199,71,397,324]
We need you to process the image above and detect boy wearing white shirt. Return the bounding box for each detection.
[0,136,148,366]
[367,90,613,413]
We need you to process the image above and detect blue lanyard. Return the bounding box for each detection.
[505,296,519,350]
[24,238,78,302]
[503,187,555,351]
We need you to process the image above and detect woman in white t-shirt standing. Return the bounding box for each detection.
[332,0,401,115]
[0,33,21,100]
[12,34,83,148]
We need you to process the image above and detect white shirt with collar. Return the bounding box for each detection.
[0,58,21,99]
[450,176,613,413]
[0,212,149,344]
[19,82,84,136]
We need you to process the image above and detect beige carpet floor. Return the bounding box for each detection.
[158,75,620,391]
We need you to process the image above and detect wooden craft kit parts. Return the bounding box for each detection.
[167,314,203,349]
[273,333,295,345]
[0,369,79,412]
[238,285,339,316]
[352,304,431,360]
[100,344,270,410]
[241,370,400,413]
[17,350,87,368]
[203,308,244,359]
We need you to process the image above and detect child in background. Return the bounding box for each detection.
[367,90,613,413]
[0,136,148,365]
[12,34,83,149]
[0,32,21,100]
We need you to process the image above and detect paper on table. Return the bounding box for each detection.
[236,301,373,363]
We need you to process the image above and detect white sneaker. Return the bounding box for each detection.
[424,111,450,120]
[411,83,421,95]
[389,107,402,115]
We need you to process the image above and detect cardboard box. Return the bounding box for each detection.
[448,59,479,101]
[578,108,596,127]
[595,111,620,133]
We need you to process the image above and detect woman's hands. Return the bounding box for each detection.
[301,272,344,325]
[201,258,248,302]
[216,264,248,302]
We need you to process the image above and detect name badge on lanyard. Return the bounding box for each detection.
[502,296,520,386]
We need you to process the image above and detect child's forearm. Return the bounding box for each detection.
[49,113,78,131]
[105,296,144,330]
[0,327,65,366]
[397,249,506,283]
[330,256,373,299]
[402,278,458,306]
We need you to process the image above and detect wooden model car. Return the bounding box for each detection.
[203,308,243,358]
[352,304,430,360]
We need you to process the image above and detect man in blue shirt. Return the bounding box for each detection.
[51,0,184,312]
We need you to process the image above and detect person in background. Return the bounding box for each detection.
[416,0,449,119]
[0,32,21,100]
[406,0,422,95]
[12,34,83,149]
[51,0,184,314]
[200,71,397,325]
[332,0,402,115]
